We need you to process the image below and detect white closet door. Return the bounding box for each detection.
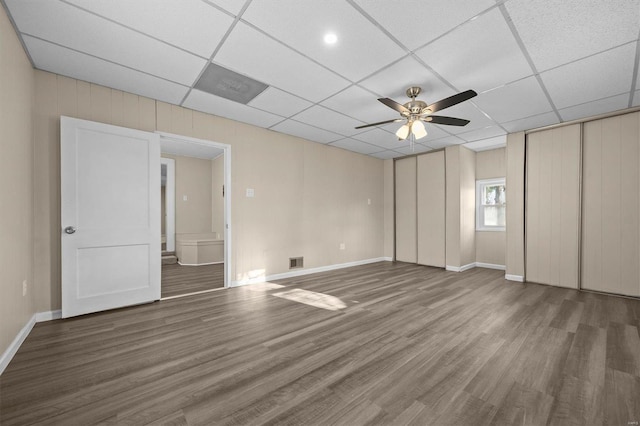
[582,112,640,296]
[417,151,446,267]
[526,124,581,288]
[395,157,417,263]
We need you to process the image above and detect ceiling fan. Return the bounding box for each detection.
[355,87,478,141]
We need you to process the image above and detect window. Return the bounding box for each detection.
[476,178,506,231]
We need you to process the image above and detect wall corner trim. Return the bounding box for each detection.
[0,310,63,376]
[230,257,391,287]
[505,274,525,282]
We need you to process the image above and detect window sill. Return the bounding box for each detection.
[476,228,505,232]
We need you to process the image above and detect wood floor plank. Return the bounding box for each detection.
[1,261,640,425]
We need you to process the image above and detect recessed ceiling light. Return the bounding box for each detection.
[324,33,338,45]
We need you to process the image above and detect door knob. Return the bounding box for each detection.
[64,226,76,234]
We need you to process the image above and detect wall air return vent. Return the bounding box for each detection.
[194,63,268,105]
[289,257,303,269]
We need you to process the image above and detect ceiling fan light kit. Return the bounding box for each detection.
[357,86,478,148]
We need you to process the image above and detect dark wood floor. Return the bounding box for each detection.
[161,263,224,298]
[1,262,639,425]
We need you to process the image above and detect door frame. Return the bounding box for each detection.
[160,157,176,253]
[156,132,232,289]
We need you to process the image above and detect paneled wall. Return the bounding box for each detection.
[446,145,476,269]
[582,112,640,296]
[0,5,36,359]
[32,70,385,312]
[526,124,581,288]
[395,157,417,263]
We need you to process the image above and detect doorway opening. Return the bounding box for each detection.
[157,132,231,298]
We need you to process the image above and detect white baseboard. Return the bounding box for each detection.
[35,310,62,322]
[230,257,391,287]
[0,314,36,376]
[505,274,525,282]
[177,261,223,266]
[476,262,506,271]
[446,263,476,272]
[0,309,63,376]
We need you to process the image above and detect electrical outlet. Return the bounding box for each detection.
[339,243,345,250]
[22,280,27,296]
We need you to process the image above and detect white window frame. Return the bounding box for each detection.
[476,178,506,232]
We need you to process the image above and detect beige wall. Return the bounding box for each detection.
[506,132,525,279]
[383,159,394,259]
[31,70,384,310]
[0,6,36,356]
[475,148,506,266]
[211,154,224,239]
[446,146,476,268]
[163,154,213,235]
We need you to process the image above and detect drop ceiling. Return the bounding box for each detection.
[4,0,639,158]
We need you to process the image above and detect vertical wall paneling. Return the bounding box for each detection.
[525,124,581,288]
[582,112,640,296]
[506,132,526,280]
[395,157,417,263]
[417,151,446,267]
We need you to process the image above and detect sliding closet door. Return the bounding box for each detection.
[526,124,581,288]
[582,112,640,296]
[395,157,417,263]
[417,151,446,267]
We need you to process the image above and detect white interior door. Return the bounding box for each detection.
[61,116,161,318]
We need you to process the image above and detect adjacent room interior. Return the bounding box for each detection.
[1,0,639,424]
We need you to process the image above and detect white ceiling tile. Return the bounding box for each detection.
[214,23,350,102]
[204,0,245,16]
[24,36,188,104]
[456,126,506,142]
[353,0,496,51]
[463,135,507,152]
[541,43,636,110]
[425,135,466,149]
[501,111,559,133]
[415,8,533,93]
[506,0,640,71]
[329,138,381,155]
[359,56,456,102]
[270,120,343,144]
[352,128,402,149]
[558,93,631,122]
[242,0,405,81]
[249,87,313,118]
[370,150,404,159]
[291,105,365,137]
[183,89,283,128]
[634,90,640,107]
[474,76,553,123]
[394,143,433,156]
[6,0,206,86]
[321,85,397,123]
[434,102,497,134]
[64,0,233,58]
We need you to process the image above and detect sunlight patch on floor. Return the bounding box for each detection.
[244,282,286,292]
[272,288,347,311]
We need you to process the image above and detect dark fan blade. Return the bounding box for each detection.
[423,90,477,114]
[378,98,410,114]
[424,115,470,126]
[355,118,403,130]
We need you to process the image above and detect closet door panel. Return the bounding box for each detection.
[417,151,445,267]
[526,124,580,288]
[582,113,640,296]
[395,157,417,263]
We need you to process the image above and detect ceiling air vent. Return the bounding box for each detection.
[289,257,303,269]
[194,63,268,104]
